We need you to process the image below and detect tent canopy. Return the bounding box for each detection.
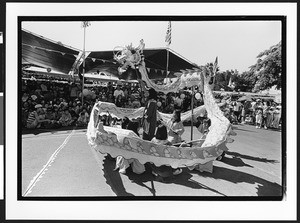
[22,29,198,80]
[83,49,198,80]
[22,29,80,74]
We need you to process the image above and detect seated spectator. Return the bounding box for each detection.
[132,97,141,108]
[115,94,123,107]
[22,92,29,102]
[58,108,74,127]
[22,102,30,128]
[44,107,60,129]
[107,93,114,103]
[76,111,89,127]
[26,104,51,129]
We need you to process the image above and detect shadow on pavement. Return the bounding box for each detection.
[225,151,279,164]
[102,156,226,197]
[22,126,87,135]
[220,156,253,168]
[234,128,256,133]
[102,155,134,196]
[193,166,282,197]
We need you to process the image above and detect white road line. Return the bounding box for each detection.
[23,129,76,196]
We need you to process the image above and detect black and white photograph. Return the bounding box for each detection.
[3,2,297,221]
[21,19,284,198]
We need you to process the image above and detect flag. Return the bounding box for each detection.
[81,21,91,28]
[228,76,233,88]
[213,56,218,75]
[165,21,172,46]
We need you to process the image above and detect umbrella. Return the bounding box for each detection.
[237,95,252,102]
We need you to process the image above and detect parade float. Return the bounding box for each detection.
[87,40,236,173]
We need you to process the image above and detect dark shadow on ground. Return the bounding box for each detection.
[267,127,282,132]
[225,151,279,164]
[192,166,282,197]
[22,126,87,135]
[234,128,256,133]
[126,164,227,196]
[102,155,134,196]
[102,156,226,196]
[220,156,253,168]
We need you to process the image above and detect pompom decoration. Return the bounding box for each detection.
[195,92,202,100]
[82,89,90,96]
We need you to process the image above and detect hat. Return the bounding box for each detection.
[35,104,42,109]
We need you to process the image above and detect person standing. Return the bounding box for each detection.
[272,106,281,129]
[141,88,157,141]
[255,102,263,129]
[113,84,124,104]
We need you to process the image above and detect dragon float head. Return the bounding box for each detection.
[113,39,145,74]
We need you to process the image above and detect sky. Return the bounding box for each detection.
[22,20,281,73]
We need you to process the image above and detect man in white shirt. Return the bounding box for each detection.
[113,85,125,102]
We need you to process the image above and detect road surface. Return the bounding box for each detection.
[22,124,283,197]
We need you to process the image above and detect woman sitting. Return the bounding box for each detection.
[150,122,182,180]
[166,109,185,144]
[113,117,145,174]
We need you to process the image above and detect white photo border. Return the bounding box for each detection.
[5,2,297,221]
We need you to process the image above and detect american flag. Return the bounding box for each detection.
[81,21,91,28]
[165,21,172,46]
[213,56,218,75]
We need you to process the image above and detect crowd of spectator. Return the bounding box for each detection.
[21,73,281,131]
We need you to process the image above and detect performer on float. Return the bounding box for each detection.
[166,109,185,145]
[87,40,235,176]
[141,88,158,141]
[150,123,183,180]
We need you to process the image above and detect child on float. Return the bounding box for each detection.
[150,121,183,180]
[166,109,185,145]
[113,117,145,174]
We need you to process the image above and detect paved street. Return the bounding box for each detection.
[22,124,282,197]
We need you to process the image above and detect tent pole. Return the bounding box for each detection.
[191,85,194,141]
[166,47,169,81]
[82,25,86,105]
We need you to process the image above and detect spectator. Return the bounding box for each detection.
[58,108,74,127]
[26,104,50,129]
[76,111,89,127]
[113,84,124,102]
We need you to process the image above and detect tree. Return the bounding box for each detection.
[232,71,256,92]
[214,70,235,91]
[249,41,282,91]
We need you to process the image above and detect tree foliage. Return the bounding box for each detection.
[249,41,282,91]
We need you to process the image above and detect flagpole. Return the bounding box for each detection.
[166,46,169,80]
[191,85,194,141]
[165,21,171,82]
[81,22,89,105]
